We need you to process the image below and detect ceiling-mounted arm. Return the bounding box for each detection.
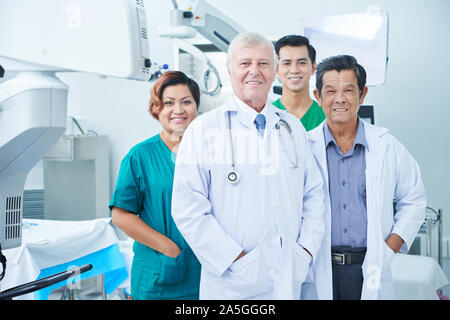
[160,0,245,97]
[183,0,245,52]
[162,0,246,52]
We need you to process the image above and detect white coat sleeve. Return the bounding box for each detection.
[171,119,243,276]
[391,140,427,252]
[297,134,326,260]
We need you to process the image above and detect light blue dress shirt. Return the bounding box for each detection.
[324,118,368,248]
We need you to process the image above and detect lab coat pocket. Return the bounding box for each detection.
[227,246,273,298]
[381,242,395,279]
[285,164,304,188]
[156,249,187,286]
[294,245,312,284]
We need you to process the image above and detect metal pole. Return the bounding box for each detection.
[438,208,443,268]
[426,218,432,257]
[101,274,107,300]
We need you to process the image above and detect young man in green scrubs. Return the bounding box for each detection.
[273,35,325,131]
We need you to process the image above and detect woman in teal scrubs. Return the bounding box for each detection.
[109,71,201,300]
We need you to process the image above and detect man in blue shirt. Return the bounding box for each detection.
[323,115,368,299]
[306,55,426,300]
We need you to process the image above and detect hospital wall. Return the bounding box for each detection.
[18,0,450,246]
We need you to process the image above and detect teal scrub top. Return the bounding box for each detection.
[109,134,201,300]
[273,99,325,131]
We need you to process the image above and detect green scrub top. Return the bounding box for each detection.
[273,98,325,131]
[109,134,200,300]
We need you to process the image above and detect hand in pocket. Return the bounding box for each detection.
[156,249,186,285]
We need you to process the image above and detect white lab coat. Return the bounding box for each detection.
[172,95,325,299]
[304,120,427,300]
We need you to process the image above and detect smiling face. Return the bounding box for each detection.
[314,69,368,127]
[277,45,316,93]
[228,44,276,111]
[158,84,198,137]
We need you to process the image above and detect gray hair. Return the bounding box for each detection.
[316,55,367,98]
[226,31,278,72]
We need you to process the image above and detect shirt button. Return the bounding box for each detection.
[343,204,347,210]
[272,202,278,208]
[342,181,346,186]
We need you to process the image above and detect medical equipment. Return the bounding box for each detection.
[0,0,152,295]
[43,135,110,221]
[410,207,444,267]
[0,264,92,300]
[2,218,126,300]
[173,38,223,96]
[0,0,151,250]
[226,112,240,185]
[424,207,443,266]
[274,118,298,168]
[225,112,298,185]
[159,0,245,96]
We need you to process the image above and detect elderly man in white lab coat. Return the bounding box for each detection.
[171,32,326,300]
[304,55,426,300]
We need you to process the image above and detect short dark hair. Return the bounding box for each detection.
[149,71,200,119]
[274,35,316,64]
[315,55,367,98]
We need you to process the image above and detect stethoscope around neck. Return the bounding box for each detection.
[226,111,298,185]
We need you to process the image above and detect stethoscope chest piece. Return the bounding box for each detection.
[227,170,240,184]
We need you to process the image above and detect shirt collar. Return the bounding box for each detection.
[354,118,368,149]
[233,93,269,122]
[323,121,334,147]
[323,117,368,150]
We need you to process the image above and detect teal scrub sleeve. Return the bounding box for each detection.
[109,153,145,215]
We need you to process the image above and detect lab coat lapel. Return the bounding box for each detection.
[364,121,388,237]
[266,104,281,134]
[361,121,388,300]
[364,122,388,221]
[307,122,329,189]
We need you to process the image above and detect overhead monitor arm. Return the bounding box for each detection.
[160,0,246,52]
